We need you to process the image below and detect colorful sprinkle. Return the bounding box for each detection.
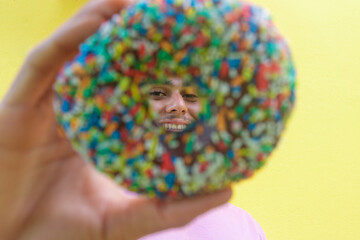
[53,0,296,199]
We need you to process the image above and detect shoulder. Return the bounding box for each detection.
[188,203,267,239]
[140,203,267,240]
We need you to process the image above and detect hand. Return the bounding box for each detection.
[0,0,232,239]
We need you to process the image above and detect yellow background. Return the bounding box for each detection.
[1,0,359,239]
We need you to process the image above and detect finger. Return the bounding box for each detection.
[4,0,132,107]
[105,188,233,240]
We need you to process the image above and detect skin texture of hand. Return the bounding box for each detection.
[0,0,232,239]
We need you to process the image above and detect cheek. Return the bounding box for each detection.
[149,100,165,113]
[188,102,201,117]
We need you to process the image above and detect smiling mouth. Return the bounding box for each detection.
[162,123,187,132]
[158,117,192,132]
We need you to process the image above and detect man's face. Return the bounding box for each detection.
[148,77,201,132]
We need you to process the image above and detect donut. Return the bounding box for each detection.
[53,0,296,199]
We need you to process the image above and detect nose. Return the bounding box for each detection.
[165,91,187,114]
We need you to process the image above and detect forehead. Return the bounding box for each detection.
[152,77,195,87]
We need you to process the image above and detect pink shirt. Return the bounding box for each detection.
[139,203,267,240]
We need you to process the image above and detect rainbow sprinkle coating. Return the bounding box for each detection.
[53,0,296,199]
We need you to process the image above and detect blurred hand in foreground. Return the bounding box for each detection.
[0,0,232,239]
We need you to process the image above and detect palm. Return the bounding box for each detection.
[0,1,232,240]
[0,87,98,237]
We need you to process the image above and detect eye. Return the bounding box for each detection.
[183,94,199,101]
[149,90,166,97]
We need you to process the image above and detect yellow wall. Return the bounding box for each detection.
[1,0,359,239]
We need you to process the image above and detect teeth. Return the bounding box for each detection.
[163,123,186,130]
